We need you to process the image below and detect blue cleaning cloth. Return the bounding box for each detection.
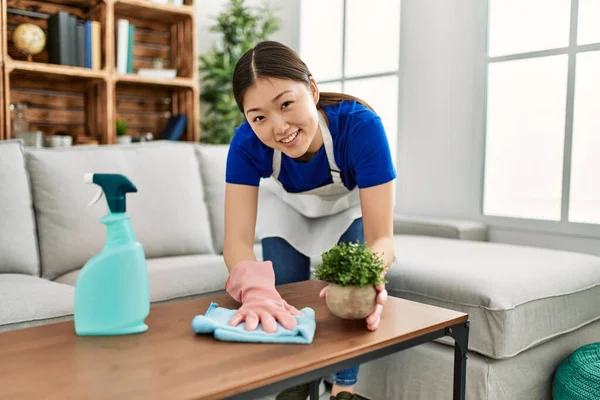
[191,302,316,344]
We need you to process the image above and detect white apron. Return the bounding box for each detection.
[256,111,363,258]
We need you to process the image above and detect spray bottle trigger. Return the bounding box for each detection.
[88,189,104,206]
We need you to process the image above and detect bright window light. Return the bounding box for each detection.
[488,0,570,57]
[569,51,600,224]
[483,55,568,221]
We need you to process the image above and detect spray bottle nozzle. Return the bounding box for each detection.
[84,173,137,213]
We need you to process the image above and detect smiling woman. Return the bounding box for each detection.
[242,78,322,160]
[222,40,396,400]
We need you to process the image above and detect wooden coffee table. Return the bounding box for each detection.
[0,280,469,400]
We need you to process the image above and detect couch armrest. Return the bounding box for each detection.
[393,214,488,241]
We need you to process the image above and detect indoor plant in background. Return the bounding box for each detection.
[116,118,131,144]
[198,0,279,144]
[314,241,388,319]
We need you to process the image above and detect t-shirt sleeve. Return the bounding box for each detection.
[348,112,397,189]
[225,126,269,186]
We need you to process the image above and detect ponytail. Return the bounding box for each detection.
[317,92,375,112]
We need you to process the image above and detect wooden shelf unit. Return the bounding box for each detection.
[1,0,199,144]
[0,64,4,140]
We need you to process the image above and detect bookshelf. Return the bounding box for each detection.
[0,59,4,141]
[1,0,199,145]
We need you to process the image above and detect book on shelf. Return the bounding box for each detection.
[160,114,187,141]
[117,19,135,74]
[47,11,101,69]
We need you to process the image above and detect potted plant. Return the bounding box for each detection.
[116,118,131,144]
[314,241,388,319]
[198,0,279,144]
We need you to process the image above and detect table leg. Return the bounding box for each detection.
[308,379,320,400]
[447,321,470,400]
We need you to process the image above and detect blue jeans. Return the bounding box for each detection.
[262,218,364,387]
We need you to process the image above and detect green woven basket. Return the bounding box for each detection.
[553,342,600,400]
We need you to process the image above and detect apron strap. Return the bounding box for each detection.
[271,111,342,184]
[272,150,282,179]
[318,111,343,184]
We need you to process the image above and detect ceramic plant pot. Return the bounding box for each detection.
[117,135,132,144]
[325,283,377,319]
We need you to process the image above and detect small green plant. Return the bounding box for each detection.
[314,241,387,287]
[116,119,128,136]
[198,0,280,144]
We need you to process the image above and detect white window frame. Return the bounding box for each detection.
[298,0,402,167]
[480,0,600,239]
[306,0,401,93]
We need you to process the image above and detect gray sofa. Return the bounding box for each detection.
[1,139,599,399]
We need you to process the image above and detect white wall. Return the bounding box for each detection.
[394,0,484,218]
[394,0,600,256]
[195,0,300,56]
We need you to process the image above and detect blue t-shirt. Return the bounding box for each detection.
[225,100,396,193]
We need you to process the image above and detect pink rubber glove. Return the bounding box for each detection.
[319,283,387,331]
[225,260,303,333]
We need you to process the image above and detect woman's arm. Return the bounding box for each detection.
[223,182,302,332]
[223,183,259,271]
[357,180,395,331]
[359,180,395,268]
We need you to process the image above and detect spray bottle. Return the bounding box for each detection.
[74,173,150,336]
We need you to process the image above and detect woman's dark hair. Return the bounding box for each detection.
[232,41,374,114]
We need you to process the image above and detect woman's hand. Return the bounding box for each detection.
[365,283,387,330]
[319,283,388,331]
[226,260,303,332]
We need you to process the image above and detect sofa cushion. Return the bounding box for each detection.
[56,254,229,303]
[194,144,261,254]
[26,142,215,280]
[394,214,488,241]
[387,235,600,359]
[195,144,228,254]
[0,140,39,275]
[0,274,74,332]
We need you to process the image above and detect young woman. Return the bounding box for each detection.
[223,41,396,400]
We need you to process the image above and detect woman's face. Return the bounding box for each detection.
[242,77,321,159]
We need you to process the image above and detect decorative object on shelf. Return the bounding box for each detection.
[314,241,387,320]
[44,135,73,147]
[137,68,177,79]
[12,23,46,62]
[198,0,279,144]
[151,58,164,69]
[18,131,44,148]
[10,103,43,147]
[10,103,30,136]
[116,118,132,144]
[131,132,154,143]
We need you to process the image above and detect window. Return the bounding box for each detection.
[483,0,600,229]
[299,0,401,165]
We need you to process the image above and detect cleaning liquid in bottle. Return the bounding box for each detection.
[74,173,150,336]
